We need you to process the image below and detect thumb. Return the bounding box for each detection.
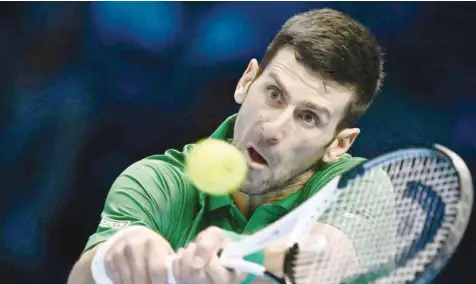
[193,227,230,269]
[206,254,245,284]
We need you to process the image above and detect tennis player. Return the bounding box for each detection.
[68,8,395,284]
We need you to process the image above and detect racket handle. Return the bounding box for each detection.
[219,252,266,276]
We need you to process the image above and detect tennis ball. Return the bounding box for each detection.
[186,138,248,195]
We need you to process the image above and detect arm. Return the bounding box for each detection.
[68,245,102,284]
[68,225,175,284]
[68,158,191,284]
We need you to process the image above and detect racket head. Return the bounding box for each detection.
[408,144,473,284]
[284,144,473,284]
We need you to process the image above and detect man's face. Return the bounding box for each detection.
[232,47,356,195]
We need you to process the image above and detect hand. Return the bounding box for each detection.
[103,226,175,284]
[173,226,246,284]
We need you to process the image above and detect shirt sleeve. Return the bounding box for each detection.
[82,156,195,253]
[318,168,397,272]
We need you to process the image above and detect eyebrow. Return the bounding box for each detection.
[269,72,331,121]
[302,100,330,121]
[269,72,290,98]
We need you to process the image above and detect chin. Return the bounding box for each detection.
[239,179,272,196]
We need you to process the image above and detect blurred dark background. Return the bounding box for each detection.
[0,2,475,283]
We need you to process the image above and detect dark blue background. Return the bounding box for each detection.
[0,2,475,283]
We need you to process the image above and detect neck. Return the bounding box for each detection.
[232,169,316,217]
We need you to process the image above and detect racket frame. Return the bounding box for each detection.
[219,144,473,284]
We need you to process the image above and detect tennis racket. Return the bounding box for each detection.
[218,144,473,284]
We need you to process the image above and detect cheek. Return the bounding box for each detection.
[289,140,327,166]
[234,95,263,140]
[237,92,266,125]
[243,89,265,110]
[238,93,259,118]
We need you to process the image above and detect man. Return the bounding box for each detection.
[68,8,395,284]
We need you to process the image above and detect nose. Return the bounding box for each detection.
[261,108,293,145]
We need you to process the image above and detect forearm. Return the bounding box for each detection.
[67,245,102,284]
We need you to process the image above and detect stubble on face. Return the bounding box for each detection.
[231,48,353,205]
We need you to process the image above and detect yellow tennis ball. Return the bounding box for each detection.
[186,138,248,195]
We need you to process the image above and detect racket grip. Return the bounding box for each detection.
[218,248,266,276]
[220,255,266,276]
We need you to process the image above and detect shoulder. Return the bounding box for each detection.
[109,146,201,215]
[327,154,367,172]
[119,155,183,187]
[325,155,395,199]
[109,147,202,233]
[302,154,366,197]
[317,154,367,182]
[115,146,194,194]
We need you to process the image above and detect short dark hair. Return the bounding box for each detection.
[259,8,385,129]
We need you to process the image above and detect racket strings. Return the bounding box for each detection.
[289,154,462,284]
[385,157,460,283]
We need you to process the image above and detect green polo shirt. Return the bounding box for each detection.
[84,114,396,280]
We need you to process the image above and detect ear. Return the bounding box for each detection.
[322,128,360,164]
[234,58,259,104]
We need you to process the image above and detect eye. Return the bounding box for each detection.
[300,111,319,127]
[268,87,282,101]
[266,86,284,106]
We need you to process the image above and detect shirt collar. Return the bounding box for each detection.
[205,191,298,214]
[197,114,237,211]
[209,113,237,140]
[207,194,233,211]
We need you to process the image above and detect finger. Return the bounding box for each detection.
[156,235,175,255]
[110,242,133,284]
[147,240,172,284]
[179,243,207,284]
[194,227,228,269]
[178,243,197,282]
[205,255,240,284]
[233,271,247,284]
[171,248,185,281]
[124,240,150,284]
[123,241,150,284]
[104,252,123,284]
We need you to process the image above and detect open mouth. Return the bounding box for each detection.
[247,147,268,166]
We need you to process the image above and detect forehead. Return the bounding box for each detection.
[260,47,354,120]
